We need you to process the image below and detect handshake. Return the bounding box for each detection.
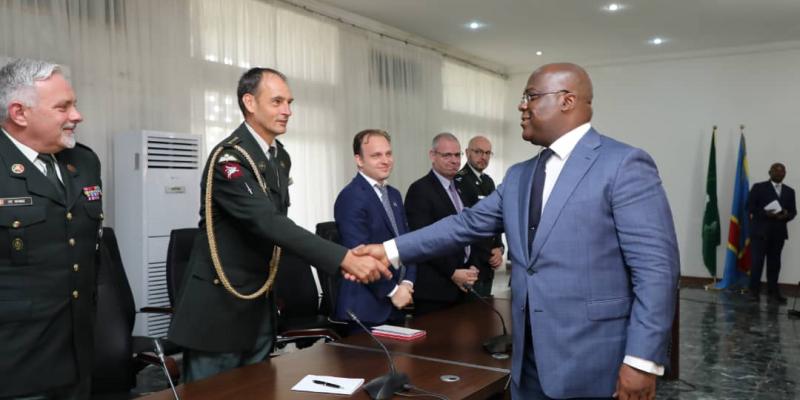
[339,244,393,283]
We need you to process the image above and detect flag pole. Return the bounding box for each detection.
[704,125,720,291]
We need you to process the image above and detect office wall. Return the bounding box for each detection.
[502,45,800,284]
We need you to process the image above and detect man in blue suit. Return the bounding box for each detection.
[334,129,416,328]
[356,63,679,399]
[748,163,796,303]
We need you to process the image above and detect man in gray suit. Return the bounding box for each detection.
[357,63,679,400]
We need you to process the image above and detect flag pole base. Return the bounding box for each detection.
[704,278,719,291]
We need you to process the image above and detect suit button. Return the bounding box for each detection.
[69,238,76,246]
[72,290,79,299]
[213,279,220,285]
[73,264,80,272]
[99,213,105,220]
[12,220,21,228]
[527,268,535,275]
[66,212,73,221]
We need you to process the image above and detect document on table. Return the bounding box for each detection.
[764,200,782,213]
[291,374,364,395]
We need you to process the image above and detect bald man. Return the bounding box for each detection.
[455,136,504,296]
[357,63,679,399]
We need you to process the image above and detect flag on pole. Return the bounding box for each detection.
[716,133,751,289]
[702,128,720,278]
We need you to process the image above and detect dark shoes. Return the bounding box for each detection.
[768,294,788,304]
[748,291,761,302]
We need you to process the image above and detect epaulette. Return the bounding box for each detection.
[223,136,242,147]
[457,169,468,176]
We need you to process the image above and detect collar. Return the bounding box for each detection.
[467,163,484,180]
[244,122,276,157]
[2,128,39,164]
[547,122,591,160]
[771,181,782,187]
[431,168,454,190]
[359,170,385,187]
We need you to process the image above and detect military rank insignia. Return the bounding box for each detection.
[220,162,243,180]
[83,185,102,201]
[11,163,24,174]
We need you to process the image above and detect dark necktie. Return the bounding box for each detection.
[376,184,405,281]
[37,153,65,201]
[448,181,470,261]
[268,146,280,187]
[528,148,554,247]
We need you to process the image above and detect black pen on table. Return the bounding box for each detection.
[313,379,341,389]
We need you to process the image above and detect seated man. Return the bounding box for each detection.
[334,129,416,328]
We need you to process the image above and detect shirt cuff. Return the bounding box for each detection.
[387,284,399,298]
[623,355,664,376]
[383,239,401,269]
[401,280,414,288]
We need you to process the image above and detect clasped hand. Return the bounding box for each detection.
[339,244,392,283]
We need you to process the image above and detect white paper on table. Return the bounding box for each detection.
[291,374,364,395]
[764,200,782,213]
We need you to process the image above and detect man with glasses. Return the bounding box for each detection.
[455,136,504,296]
[404,133,478,314]
[356,63,679,399]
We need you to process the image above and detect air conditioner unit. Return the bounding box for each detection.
[113,130,201,337]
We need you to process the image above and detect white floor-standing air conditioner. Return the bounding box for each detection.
[113,130,201,337]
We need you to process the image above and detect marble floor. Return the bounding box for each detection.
[118,273,800,399]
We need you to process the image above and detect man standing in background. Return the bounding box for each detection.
[456,135,504,296]
[749,162,796,303]
[1,58,103,399]
[334,129,415,329]
[404,133,478,314]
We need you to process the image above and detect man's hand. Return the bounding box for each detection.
[340,249,392,284]
[391,284,413,309]
[488,247,504,269]
[351,244,390,267]
[613,364,656,400]
[451,266,479,292]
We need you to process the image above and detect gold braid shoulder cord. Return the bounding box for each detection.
[204,144,281,300]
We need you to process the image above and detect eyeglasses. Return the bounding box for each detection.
[520,90,570,104]
[434,151,462,160]
[468,149,493,157]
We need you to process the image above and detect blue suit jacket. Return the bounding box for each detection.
[334,173,417,325]
[394,129,680,398]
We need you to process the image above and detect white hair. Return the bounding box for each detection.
[0,58,62,121]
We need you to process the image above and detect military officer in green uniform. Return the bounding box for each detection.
[168,67,390,382]
[0,59,103,399]
[454,136,504,296]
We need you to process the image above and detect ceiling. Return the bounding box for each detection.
[315,0,800,74]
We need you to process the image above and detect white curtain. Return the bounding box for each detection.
[1,0,507,230]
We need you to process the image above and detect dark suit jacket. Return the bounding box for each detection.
[0,133,103,397]
[169,124,347,353]
[749,180,796,240]
[455,165,503,281]
[333,173,416,325]
[404,170,468,304]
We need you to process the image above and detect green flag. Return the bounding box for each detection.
[702,129,721,277]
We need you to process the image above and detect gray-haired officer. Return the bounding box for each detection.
[0,59,103,399]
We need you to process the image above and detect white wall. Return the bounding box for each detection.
[502,45,800,284]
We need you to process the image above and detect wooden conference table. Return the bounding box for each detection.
[140,298,513,400]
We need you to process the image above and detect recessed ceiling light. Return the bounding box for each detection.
[650,37,664,45]
[467,20,484,30]
[536,51,543,56]
[604,3,624,12]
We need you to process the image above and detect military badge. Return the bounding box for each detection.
[83,185,102,201]
[11,164,24,174]
[217,153,240,164]
[220,162,243,180]
[258,161,267,172]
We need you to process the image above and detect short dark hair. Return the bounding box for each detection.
[353,129,391,156]
[236,67,288,116]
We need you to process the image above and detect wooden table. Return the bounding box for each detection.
[335,297,513,372]
[140,344,507,400]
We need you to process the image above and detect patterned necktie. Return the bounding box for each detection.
[376,183,405,281]
[448,181,470,261]
[37,153,65,201]
[528,148,554,247]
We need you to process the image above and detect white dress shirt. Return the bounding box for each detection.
[3,128,64,183]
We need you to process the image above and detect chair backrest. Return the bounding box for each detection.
[166,228,199,307]
[274,250,322,320]
[92,227,136,393]
[315,221,341,317]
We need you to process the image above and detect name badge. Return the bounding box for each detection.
[0,197,33,207]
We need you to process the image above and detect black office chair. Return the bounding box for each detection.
[92,227,179,394]
[315,221,343,318]
[165,227,199,308]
